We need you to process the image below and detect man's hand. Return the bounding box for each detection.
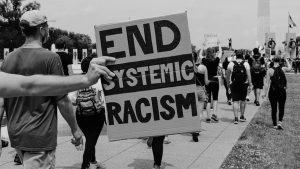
[71,128,84,151]
[85,56,116,86]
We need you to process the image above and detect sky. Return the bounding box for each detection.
[24,0,300,49]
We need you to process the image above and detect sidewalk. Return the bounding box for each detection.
[0,86,260,169]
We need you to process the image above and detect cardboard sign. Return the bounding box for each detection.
[222,50,234,63]
[95,13,200,141]
[82,49,87,59]
[204,34,218,47]
[4,48,9,59]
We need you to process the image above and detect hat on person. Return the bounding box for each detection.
[20,10,47,27]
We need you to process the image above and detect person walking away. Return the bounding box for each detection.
[293,53,300,74]
[222,53,234,105]
[249,48,266,106]
[262,55,291,129]
[191,51,209,142]
[199,41,222,122]
[227,52,252,124]
[70,56,106,169]
[0,10,83,169]
[244,53,252,101]
[55,38,74,76]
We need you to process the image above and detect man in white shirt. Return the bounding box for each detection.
[226,52,252,124]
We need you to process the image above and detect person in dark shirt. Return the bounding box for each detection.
[249,48,266,106]
[293,53,300,74]
[199,41,222,122]
[55,38,73,76]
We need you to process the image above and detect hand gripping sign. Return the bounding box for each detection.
[95,12,201,141]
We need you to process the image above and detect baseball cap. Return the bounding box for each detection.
[20,10,48,27]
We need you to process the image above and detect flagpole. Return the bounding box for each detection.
[288,12,290,34]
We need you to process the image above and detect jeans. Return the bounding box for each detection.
[152,136,165,166]
[76,113,105,169]
[268,88,286,126]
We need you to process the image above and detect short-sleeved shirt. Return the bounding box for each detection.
[202,57,220,78]
[56,52,73,76]
[227,59,250,72]
[1,47,64,151]
[227,59,250,84]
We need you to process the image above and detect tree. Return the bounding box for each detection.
[0,0,41,49]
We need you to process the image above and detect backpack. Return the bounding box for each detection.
[251,57,263,74]
[76,87,104,116]
[231,61,247,85]
[271,67,287,90]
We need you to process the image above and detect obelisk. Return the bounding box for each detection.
[257,0,270,46]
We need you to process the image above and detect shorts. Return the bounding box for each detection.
[231,83,248,102]
[196,85,207,102]
[206,79,219,102]
[251,70,265,89]
[16,149,56,169]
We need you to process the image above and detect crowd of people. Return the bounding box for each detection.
[0,9,297,169]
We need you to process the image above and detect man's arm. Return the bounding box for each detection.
[216,41,222,58]
[0,57,115,98]
[262,69,271,98]
[245,63,253,88]
[57,96,82,147]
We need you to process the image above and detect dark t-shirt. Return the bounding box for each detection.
[56,51,73,76]
[1,48,64,151]
[202,57,220,78]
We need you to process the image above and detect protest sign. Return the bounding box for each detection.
[204,34,218,47]
[222,50,234,63]
[95,12,200,141]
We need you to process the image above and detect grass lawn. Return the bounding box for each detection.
[220,74,300,169]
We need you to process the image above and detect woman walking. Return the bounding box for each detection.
[262,55,291,129]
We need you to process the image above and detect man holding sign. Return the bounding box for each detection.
[95,12,200,169]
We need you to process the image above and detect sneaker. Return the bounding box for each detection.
[147,137,153,148]
[163,137,171,144]
[255,101,260,106]
[14,154,22,165]
[234,117,239,124]
[1,139,9,148]
[153,164,161,169]
[211,114,219,122]
[227,100,232,105]
[273,126,278,129]
[206,118,211,123]
[89,161,106,169]
[192,133,199,142]
[277,122,283,130]
[240,115,246,122]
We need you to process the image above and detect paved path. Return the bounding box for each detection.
[0,86,260,169]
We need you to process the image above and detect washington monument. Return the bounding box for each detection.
[257,0,270,46]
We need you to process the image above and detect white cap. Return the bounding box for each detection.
[20,10,47,27]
